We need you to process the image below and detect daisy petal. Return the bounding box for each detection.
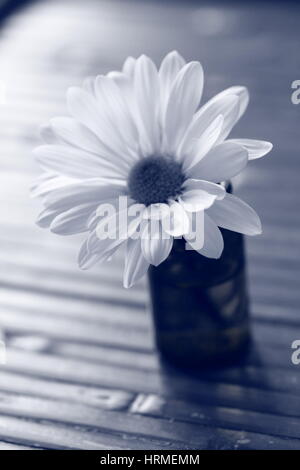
[207,193,262,235]
[95,75,139,153]
[44,119,131,175]
[94,205,144,247]
[164,61,204,154]
[36,207,59,228]
[49,117,106,155]
[82,76,96,95]
[227,139,273,160]
[108,58,136,108]
[229,86,249,120]
[206,85,249,122]
[183,211,204,250]
[50,203,97,235]
[107,70,128,86]
[40,123,61,144]
[134,55,160,155]
[34,144,128,179]
[123,238,149,288]
[188,142,248,182]
[67,87,134,163]
[107,71,133,106]
[183,179,225,199]
[78,239,98,269]
[212,86,249,143]
[84,228,127,269]
[43,180,125,212]
[179,95,238,154]
[159,51,186,93]
[141,221,173,266]
[31,173,77,199]
[123,56,136,77]
[189,85,249,146]
[67,86,106,137]
[86,228,114,254]
[163,201,190,236]
[181,114,224,170]
[78,238,119,270]
[159,50,186,119]
[143,203,170,220]
[179,190,217,212]
[197,213,224,258]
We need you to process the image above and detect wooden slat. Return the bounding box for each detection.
[0,370,134,410]
[0,309,152,350]
[0,303,299,351]
[0,415,184,450]
[1,233,300,299]
[0,441,37,450]
[130,393,300,441]
[0,260,146,307]
[0,0,299,450]
[52,336,295,372]
[1,358,300,422]
[1,347,300,401]
[0,288,149,328]
[0,391,299,450]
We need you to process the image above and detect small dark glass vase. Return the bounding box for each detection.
[148,219,250,370]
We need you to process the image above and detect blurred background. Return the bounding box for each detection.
[0,0,299,450]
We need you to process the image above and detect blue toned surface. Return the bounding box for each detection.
[0,0,299,450]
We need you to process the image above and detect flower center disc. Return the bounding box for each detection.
[128,156,184,206]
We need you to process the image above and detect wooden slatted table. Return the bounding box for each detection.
[0,0,299,450]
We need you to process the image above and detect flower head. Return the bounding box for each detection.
[32,51,272,287]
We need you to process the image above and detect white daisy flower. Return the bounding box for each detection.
[32,51,272,288]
